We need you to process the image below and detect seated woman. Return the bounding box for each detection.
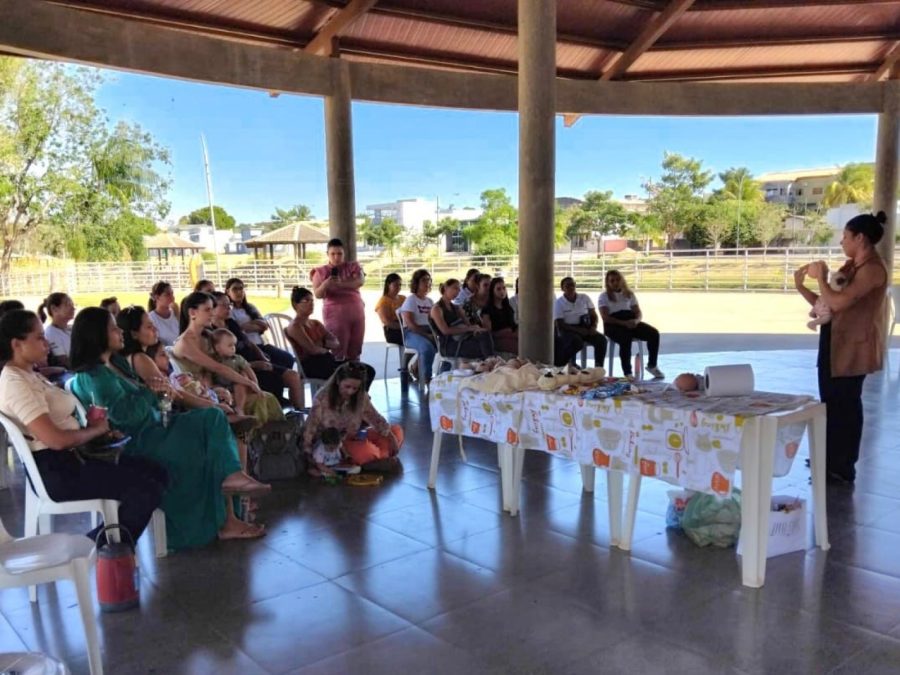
[148,281,181,347]
[303,362,403,476]
[598,269,664,379]
[69,307,270,547]
[375,273,415,377]
[194,279,215,294]
[174,293,284,427]
[429,278,494,363]
[116,305,254,432]
[225,277,295,370]
[209,291,303,409]
[0,309,167,545]
[285,287,375,388]
[481,277,518,355]
[398,269,437,384]
[461,273,491,327]
[39,292,75,370]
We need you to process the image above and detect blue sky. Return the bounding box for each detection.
[95,70,878,225]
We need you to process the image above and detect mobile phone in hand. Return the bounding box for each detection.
[330,267,339,278]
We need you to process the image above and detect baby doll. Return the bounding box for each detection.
[673,373,705,393]
[806,265,848,330]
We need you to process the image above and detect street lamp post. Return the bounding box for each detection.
[735,174,745,253]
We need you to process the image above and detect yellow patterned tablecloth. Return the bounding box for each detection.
[429,374,810,495]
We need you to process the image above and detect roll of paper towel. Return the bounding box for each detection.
[704,364,754,397]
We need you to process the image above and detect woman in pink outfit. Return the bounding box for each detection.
[311,238,366,361]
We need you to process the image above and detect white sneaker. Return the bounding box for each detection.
[647,366,665,380]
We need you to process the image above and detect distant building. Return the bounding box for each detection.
[757,167,840,211]
[366,198,437,233]
[172,223,263,254]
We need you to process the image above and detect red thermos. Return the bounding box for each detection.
[95,525,139,612]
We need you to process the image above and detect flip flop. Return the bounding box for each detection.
[218,523,266,540]
[222,475,272,496]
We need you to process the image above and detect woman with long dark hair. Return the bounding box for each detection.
[148,281,180,346]
[481,277,518,355]
[38,292,75,369]
[795,211,890,483]
[0,309,166,545]
[70,307,269,547]
[210,291,304,408]
[399,269,437,383]
[429,278,494,361]
[224,277,295,370]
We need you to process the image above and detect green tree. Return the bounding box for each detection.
[715,167,763,203]
[644,152,713,249]
[699,201,732,250]
[182,204,235,231]
[361,216,404,257]
[822,163,875,208]
[565,190,629,253]
[624,212,664,253]
[752,201,787,252]
[464,188,518,255]
[267,204,313,231]
[1,57,170,277]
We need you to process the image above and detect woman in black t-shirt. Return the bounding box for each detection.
[481,277,518,355]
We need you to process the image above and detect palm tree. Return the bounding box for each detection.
[717,167,763,202]
[822,163,874,208]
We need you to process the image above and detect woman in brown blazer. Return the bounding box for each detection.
[794,211,889,484]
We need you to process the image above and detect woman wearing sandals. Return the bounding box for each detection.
[70,307,270,546]
[303,362,403,477]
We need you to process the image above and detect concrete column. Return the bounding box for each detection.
[874,78,900,272]
[517,0,556,363]
[324,60,357,260]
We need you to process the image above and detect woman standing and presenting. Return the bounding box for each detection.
[598,270,664,379]
[795,211,889,484]
[311,238,366,361]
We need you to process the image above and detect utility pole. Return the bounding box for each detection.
[200,134,222,286]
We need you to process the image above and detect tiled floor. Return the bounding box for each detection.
[4,348,900,674]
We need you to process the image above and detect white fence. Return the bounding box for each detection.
[3,246,893,297]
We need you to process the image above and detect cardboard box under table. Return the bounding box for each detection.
[428,373,828,588]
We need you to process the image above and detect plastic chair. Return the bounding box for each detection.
[606,340,646,379]
[0,516,103,675]
[263,312,326,405]
[392,309,422,384]
[0,411,117,601]
[890,285,900,337]
[0,425,8,490]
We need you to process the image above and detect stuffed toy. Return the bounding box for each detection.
[806,267,848,330]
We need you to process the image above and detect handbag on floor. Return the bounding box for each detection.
[248,412,306,480]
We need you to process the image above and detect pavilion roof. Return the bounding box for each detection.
[143,232,205,251]
[33,0,900,84]
[245,221,331,248]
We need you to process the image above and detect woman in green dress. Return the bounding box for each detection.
[70,307,270,550]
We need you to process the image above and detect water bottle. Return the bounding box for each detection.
[634,352,643,381]
[159,390,173,428]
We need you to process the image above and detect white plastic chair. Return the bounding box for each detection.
[0,425,9,489]
[0,515,103,675]
[606,340,646,379]
[890,285,900,337]
[263,312,326,405]
[0,411,118,601]
[60,383,168,558]
[392,309,421,383]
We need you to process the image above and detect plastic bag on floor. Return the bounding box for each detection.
[681,488,741,548]
[665,490,695,530]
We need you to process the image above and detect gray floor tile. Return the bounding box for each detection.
[830,635,900,675]
[333,548,509,624]
[367,493,504,547]
[211,581,411,673]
